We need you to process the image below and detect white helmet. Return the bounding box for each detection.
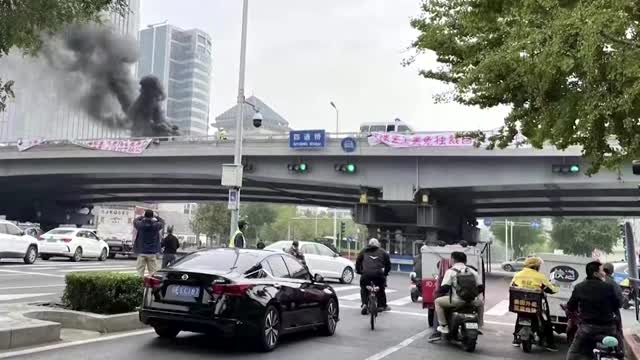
[368,238,380,247]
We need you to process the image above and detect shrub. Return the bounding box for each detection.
[63,272,144,314]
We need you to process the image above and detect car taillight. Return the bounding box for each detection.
[62,238,72,243]
[144,275,162,288]
[210,283,252,296]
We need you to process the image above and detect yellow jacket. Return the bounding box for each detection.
[511,267,558,293]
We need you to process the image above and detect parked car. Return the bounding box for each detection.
[265,240,355,284]
[39,227,109,262]
[105,238,135,259]
[0,220,39,264]
[501,257,527,272]
[139,248,339,351]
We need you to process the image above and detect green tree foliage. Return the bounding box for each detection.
[550,218,620,256]
[240,203,277,241]
[410,0,640,174]
[490,218,546,258]
[190,203,230,245]
[0,0,129,111]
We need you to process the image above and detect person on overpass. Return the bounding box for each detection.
[228,220,247,248]
[356,238,391,315]
[566,261,622,360]
[510,256,558,351]
[133,209,164,276]
[218,128,228,141]
[161,225,180,268]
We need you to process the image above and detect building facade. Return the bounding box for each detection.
[138,24,212,136]
[0,0,141,142]
[215,96,291,135]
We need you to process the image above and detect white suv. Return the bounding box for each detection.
[0,220,39,264]
[40,228,110,262]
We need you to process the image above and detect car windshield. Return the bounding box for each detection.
[45,229,76,235]
[170,249,262,274]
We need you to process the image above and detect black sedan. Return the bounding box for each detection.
[139,248,340,351]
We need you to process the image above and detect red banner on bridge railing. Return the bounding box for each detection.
[367,132,474,148]
[72,139,153,154]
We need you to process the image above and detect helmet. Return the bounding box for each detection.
[368,238,380,247]
[524,257,543,269]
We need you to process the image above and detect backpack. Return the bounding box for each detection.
[453,267,479,302]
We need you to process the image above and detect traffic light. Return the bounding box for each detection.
[287,162,309,173]
[551,164,580,174]
[335,163,357,174]
[340,221,346,237]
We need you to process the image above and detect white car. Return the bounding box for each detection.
[0,220,39,264]
[39,228,109,262]
[265,240,355,284]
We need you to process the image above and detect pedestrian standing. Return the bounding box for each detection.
[133,209,164,276]
[228,220,247,248]
[161,225,180,268]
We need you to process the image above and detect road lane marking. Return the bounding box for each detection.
[0,293,55,301]
[0,285,64,290]
[340,304,512,327]
[0,269,64,278]
[387,296,413,306]
[60,267,135,272]
[340,289,397,301]
[0,262,129,268]
[364,329,429,360]
[485,300,510,316]
[0,329,154,359]
[332,285,360,292]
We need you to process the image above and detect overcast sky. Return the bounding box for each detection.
[140,0,509,132]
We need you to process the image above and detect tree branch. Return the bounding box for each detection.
[601,31,640,48]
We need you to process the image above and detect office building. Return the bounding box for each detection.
[215,96,290,135]
[0,0,141,142]
[138,24,212,136]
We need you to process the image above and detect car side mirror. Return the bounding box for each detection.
[314,274,325,283]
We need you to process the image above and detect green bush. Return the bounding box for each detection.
[63,272,144,314]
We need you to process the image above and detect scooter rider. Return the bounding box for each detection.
[356,238,391,315]
[510,256,558,351]
[434,251,484,335]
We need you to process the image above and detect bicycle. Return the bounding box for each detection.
[366,281,379,330]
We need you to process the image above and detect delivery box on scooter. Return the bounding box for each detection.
[538,253,591,332]
[420,244,484,309]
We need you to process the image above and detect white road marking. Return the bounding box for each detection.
[0,262,124,268]
[332,285,360,292]
[0,284,64,290]
[387,296,414,306]
[340,289,397,301]
[339,304,513,327]
[0,329,154,359]
[0,293,55,301]
[60,267,135,273]
[485,300,510,317]
[0,269,63,278]
[364,329,429,360]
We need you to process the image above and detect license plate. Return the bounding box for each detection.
[171,285,200,298]
[465,322,478,329]
[47,238,57,242]
[518,320,532,326]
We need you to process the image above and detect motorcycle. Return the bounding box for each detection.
[441,302,480,352]
[510,287,552,353]
[409,272,421,302]
[593,336,623,360]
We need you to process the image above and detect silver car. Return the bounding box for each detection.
[501,257,526,272]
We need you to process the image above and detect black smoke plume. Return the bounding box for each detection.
[43,24,178,137]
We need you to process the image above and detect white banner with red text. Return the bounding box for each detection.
[367,132,474,148]
[71,138,153,154]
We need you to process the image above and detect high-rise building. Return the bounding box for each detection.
[0,0,141,142]
[215,96,291,135]
[138,24,212,136]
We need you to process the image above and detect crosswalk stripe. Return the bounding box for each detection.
[0,285,64,290]
[60,267,135,273]
[387,296,414,306]
[485,299,510,316]
[332,286,360,292]
[0,293,55,301]
[340,289,397,301]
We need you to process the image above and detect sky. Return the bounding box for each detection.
[140,0,509,133]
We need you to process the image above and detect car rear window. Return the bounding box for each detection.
[46,229,76,235]
[170,249,262,274]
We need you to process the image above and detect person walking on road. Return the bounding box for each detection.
[134,209,164,276]
[228,220,247,248]
[161,225,180,268]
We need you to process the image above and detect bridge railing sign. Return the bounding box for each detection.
[289,130,326,149]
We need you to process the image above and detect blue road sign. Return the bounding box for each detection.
[483,218,493,227]
[289,130,326,149]
[530,219,541,229]
[341,137,357,153]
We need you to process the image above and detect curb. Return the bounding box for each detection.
[0,320,61,350]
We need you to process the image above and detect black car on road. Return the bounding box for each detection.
[139,248,340,351]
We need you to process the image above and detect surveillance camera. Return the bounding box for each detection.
[252,110,263,128]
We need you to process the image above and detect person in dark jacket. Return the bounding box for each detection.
[256,240,266,249]
[356,238,391,314]
[288,240,306,265]
[566,261,622,360]
[161,225,180,268]
[134,209,164,276]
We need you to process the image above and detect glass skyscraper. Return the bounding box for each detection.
[138,24,212,136]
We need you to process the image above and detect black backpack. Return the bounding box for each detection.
[453,267,479,302]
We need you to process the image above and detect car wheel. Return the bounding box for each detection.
[503,264,513,272]
[340,267,354,284]
[108,252,116,259]
[98,248,108,261]
[41,255,50,261]
[71,247,82,262]
[321,298,339,336]
[258,305,280,352]
[153,325,180,338]
[23,246,37,264]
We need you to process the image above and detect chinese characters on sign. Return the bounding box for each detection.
[367,132,474,148]
[289,130,326,149]
[72,139,153,154]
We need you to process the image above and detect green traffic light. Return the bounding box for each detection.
[569,164,580,173]
[298,163,307,172]
[346,163,356,173]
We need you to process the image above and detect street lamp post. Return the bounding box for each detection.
[229,0,250,239]
[330,101,339,134]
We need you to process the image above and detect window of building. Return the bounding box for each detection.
[197,34,207,44]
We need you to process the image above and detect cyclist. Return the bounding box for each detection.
[356,238,391,315]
